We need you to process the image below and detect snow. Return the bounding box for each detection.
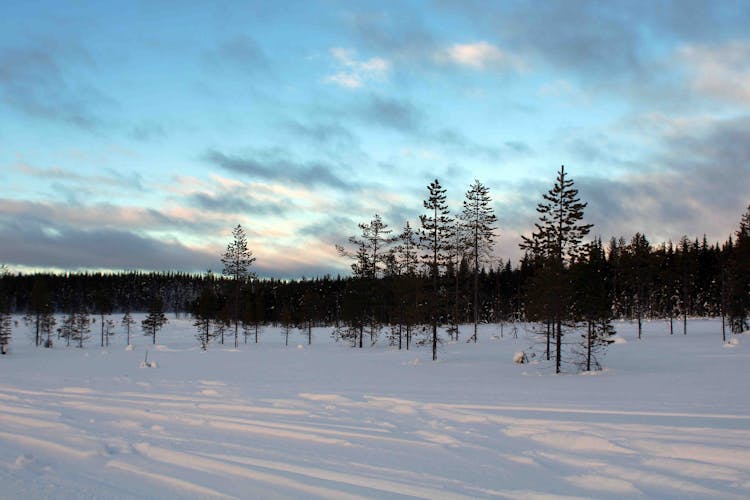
[0,316,749,499]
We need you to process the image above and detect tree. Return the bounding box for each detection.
[95,288,113,347]
[572,239,615,371]
[73,309,91,348]
[520,165,593,373]
[419,179,453,361]
[122,311,136,346]
[459,180,497,343]
[623,233,652,340]
[728,204,750,333]
[336,214,396,279]
[222,224,256,348]
[25,278,52,347]
[337,214,397,345]
[193,278,218,350]
[142,296,168,344]
[0,265,11,354]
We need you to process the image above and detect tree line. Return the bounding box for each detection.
[1,166,748,372]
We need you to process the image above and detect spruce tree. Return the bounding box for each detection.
[459,180,497,343]
[728,204,750,333]
[193,279,217,350]
[222,225,256,348]
[419,179,453,361]
[520,165,592,373]
[0,266,11,354]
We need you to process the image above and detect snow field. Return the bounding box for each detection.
[0,317,748,498]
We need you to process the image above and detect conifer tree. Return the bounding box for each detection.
[336,214,396,344]
[459,180,497,343]
[728,204,750,333]
[520,165,592,373]
[142,296,168,345]
[419,179,453,361]
[572,239,615,371]
[122,311,135,346]
[0,266,11,354]
[222,224,256,348]
[193,279,218,350]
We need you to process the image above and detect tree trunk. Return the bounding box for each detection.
[683,312,687,335]
[546,320,551,361]
[555,318,562,374]
[432,321,437,361]
[586,321,592,372]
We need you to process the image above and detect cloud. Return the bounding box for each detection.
[203,149,358,190]
[187,189,291,217]
[574,114,750,245]
[282,120,357,147]
[0,42,112,129]
[204,35,269,74]
[325,47,390,89]
[0,218,214,272]
[433,128,531,161]
[17,164,145,192]
[679,41,750,104]
[358,94,423,132]
[437,41,521,71]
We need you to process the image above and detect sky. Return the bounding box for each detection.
[1,0,750,278]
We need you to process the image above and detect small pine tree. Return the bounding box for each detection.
[122,311,136,346]
[142,296,168,345]
[222,224,256,348]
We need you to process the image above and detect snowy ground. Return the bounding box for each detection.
[0,317,748,499]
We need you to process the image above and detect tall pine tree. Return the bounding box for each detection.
[459,180,497,343]
[419,179,453,361]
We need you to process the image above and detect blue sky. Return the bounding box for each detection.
[2,0,750,277]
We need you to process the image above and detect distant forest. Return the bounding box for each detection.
[1,166,748,369]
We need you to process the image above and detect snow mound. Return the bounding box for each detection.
[724,337,740,348]
[139,361,158,368]
[612,336,627,344]
[125,344,134,351]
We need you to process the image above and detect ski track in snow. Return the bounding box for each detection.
[0,319,748,498]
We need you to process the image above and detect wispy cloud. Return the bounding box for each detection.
[679,41,750,104]
[437,41,521,71]
[325,47,390,89]
[0,42,113,129]
[203,148,359,190]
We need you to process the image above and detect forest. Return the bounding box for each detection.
[1,166,749,371]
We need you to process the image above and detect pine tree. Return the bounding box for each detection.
[459,180,497,343]
[419,179,453,361]
[520,165,592,373]
[142,296,168,345]
[336,214,396,344]
[121,311,136,346]
[74,309,91,348]
[222,224,256,348]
